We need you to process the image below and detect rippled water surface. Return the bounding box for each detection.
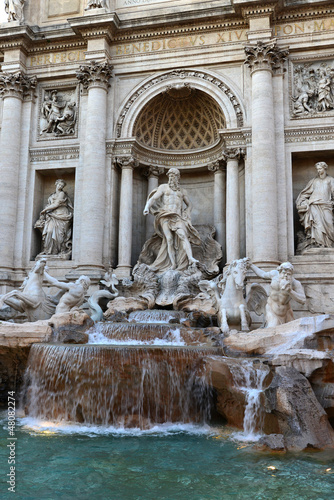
[1,413,334,499]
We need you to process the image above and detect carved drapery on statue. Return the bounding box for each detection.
[34,179,73,259]
[292,61,334,117]
[5,0,25,23]
[39,89,77,138]
[296,162,334,253]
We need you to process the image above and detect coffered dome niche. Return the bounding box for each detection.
[133,86,226,151]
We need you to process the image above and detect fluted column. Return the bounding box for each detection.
[208,161,225,258]
[144,166,164,240]
[245,41,288,264]
[0,72,36,271]
[76,60,113,272]
[223,149,242,263]
[117,156,138,277]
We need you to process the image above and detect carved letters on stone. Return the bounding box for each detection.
[291,61,334,117]
[0,72,36,100]
[244,41,289,74]
[39,88,78,138]
[76,60,113,90]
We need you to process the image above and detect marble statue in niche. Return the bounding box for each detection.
[249,261,306,328]
[34,179,73,259]
[296,162,334,253]
[142,167,201,273]
[40,90,77,137]
[5,0,25,22]
[292,62,334,116]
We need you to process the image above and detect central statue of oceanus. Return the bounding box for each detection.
[143,168,201,273]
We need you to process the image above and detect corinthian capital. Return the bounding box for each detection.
[76,60,113,90]
[208,161,222,173]
[116,156,139,169]
[245,41,289,74]
[144,166,165,178]
[0,72,37,100]
[222,148,245,161]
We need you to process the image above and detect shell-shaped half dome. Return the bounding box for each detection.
[133,86,225,151]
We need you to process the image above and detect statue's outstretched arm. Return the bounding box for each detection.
[249,263,274,280]
[44,272,70,291]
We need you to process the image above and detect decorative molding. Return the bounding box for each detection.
[242,4,276,19]
[0,72,36,100]
[116,69,244,139]
[76,60,113,90]
[28,42,86,54]
[276,8,334,22]
[284,126,334,143]
[29,146,80,162]
[245,40,289,74]
[111,136,234,169]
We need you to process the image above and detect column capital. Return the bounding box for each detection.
[244,41,289,74]
[222,147,245,162]
[143,166,165,178]
[208,160,223,173]
[0,72,36,100]
[116,156,139,170]
[76,60,113,90]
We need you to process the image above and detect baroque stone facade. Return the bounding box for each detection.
[1,0,334,318]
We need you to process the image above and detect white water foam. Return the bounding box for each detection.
[230,361,269,442]
[18,416,216,437]
[88,323,185,346]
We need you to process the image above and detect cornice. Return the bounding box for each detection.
[275,7,334,22]
[29,146,80,162]
[284,126,334,143]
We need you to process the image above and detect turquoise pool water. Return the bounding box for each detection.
[1,414,333,499]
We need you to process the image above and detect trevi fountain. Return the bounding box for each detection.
[0,0,334,498]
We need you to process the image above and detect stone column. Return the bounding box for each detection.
[76,60,113,273]
[144,166,164,240]
[117,156,138,278]
[208,161,225,258]
[223,149,242,263]
[245,41,288,265]
[0,72,36,272]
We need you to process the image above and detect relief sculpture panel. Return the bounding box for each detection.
[38,86,78,140]
[291,60,334,117]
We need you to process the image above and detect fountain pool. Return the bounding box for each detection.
[1,412,333,499]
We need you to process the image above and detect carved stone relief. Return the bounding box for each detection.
[116,69,244,138]
[5,0,25,23]
[291,60,334,117]
[85,0,107,8]
[39,87,78,139]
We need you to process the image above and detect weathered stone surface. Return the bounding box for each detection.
[264,366,334,450]
[258,434,286,452]
[224,315,334,357]
[0,320,52,347]
[49,310,93,343]
[0,346,30,407]
[104,297,148,317]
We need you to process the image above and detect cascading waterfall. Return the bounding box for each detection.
[22,344,218,428]
[128,310,187,323]
[230,360,269,440]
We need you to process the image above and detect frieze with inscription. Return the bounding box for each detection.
[291,60,334,118]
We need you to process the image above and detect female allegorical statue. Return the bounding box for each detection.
[296,161,334,249]
[34,179,73,258]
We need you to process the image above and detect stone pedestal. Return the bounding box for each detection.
[245,41,288,265]
[76,60,113,273]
